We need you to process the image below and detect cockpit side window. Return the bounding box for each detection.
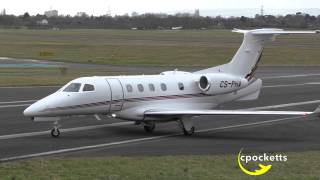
[178,82,184,90]
[63,83,81,92]
[83,84,95,92]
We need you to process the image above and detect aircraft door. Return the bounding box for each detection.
[106,78,124,112]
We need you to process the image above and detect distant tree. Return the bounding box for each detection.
[0,11,319,29]
[23,12,30,20]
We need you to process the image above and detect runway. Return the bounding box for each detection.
[1,66,320,161]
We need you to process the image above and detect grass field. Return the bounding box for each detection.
[0,67,134,86]
[1,151,319,180]
[0,28,319,86]
[0,29,320,66]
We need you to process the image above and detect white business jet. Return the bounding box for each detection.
[24,28,320,137]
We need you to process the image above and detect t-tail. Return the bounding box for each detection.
[195,28,319,80]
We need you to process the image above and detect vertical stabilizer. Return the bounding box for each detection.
[228,29,269,79]
[195,28,318,78]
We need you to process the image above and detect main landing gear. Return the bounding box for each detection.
[51,121,61,138]
[179,116,195,136]
[143,123,156,133]
[140,117,195,136]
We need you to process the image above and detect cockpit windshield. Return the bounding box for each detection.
[63,83,81,92]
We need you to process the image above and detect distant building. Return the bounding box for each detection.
[1,9,6,15]
[176,12,193,17]
[76,12,89,17]
[131,12,139,17]
[45,10,58,17]
[37,19,49,25]
[176,9,200,17]
[194,9,200,17]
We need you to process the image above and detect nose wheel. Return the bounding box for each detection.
[51,121,61,138]
[51,128,60,138]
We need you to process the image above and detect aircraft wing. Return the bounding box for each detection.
[145,106,320,117]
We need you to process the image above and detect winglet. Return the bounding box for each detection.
[313,105,320,117]
[232,28,249,33]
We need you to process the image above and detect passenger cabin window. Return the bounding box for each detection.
[138,84,144,92]
[149,84,155,91]
[83,84,95,92]
[63,83,81,92]
[126,84,133,92]
[178,82,184,90]
[160,83,167,91]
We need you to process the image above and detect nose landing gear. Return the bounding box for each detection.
[51,121,61,138]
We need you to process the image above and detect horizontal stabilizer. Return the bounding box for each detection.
[232,28,320,35]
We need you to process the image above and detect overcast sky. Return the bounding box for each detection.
[1,0,320,16]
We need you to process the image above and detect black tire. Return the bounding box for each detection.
[51,128,60,138]
[183,126,195,136]
[144,123,156,133]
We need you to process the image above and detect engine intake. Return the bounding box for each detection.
[199,76,210,91]
[197,73,248,95]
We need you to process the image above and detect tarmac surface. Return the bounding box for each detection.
[1,66,320,161]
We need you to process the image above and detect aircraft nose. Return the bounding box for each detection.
[23,104,41,117]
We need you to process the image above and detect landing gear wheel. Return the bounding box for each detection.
[144,123,156,133]
[183,126,195,136]
[179,117,195,136]
[51,128,60,138]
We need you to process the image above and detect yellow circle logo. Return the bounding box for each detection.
[238,149,272,176]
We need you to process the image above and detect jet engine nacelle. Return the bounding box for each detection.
[198,73,248,95]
